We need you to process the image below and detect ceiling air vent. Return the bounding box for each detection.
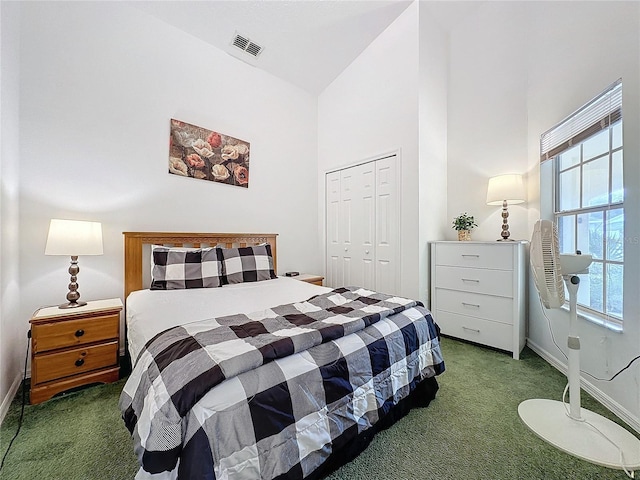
[231,33,263,58]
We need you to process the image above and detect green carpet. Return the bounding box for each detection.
[1,337,637,479]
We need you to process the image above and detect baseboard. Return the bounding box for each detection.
[526,339,640,434]
[0,371,24,425]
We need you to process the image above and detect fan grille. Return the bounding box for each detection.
[531,220,565,308]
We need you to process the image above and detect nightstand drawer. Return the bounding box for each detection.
[435,310,513,352]
[32,340,118,384]
[435,265,513,297]
[434,243,513,270]
[32,313,119,353]
[434,288,514,325]
[29,299,123,404]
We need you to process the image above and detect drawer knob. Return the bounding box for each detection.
[75,358,85,367]
[75,329,85,337]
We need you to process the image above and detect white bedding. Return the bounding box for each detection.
[126,276,331,362]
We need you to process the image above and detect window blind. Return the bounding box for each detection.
[540,79,622,162]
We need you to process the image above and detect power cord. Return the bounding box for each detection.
[538,295,637,477]
[582,355,640,383]
[561,383,635,478]
[537,295,640,382]
[538,295,569,362]
[0,330,30,471]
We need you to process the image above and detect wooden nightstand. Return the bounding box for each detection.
[292,274,324,286]
[29,298,123,404]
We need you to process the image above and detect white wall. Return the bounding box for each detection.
[7,1,319,401]
[0,1,23,421]
[318,2,448,304]
[525,1,640,432]
[450,1,640,430]
[418,2,449,304]
[448,1,529,243]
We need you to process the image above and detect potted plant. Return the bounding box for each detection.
[452,213,477,241]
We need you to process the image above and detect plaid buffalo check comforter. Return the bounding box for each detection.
[120,286,445,480]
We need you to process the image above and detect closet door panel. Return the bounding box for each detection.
[340,168,357,286]
[359,163,376,289]
[326,171,342,288]
[375,156,399,295]
[361,167,375,249]
[342,257,352,286]
[325,154,399,294]
[327,175,340,246]
[340,169,354,248]
[327,256,339,288]
[375,259,394,294]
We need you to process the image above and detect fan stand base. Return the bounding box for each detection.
[518,398,640,470]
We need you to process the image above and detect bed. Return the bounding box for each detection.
[119,232,444,480]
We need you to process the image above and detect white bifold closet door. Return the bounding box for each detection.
[326,154,399,295]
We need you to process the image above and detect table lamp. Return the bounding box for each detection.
[486,174,525,241]
[45,219,103,308]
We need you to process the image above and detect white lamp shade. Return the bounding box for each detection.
[486,174,526,205]
[45,219,104,256]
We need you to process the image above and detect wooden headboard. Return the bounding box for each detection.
[123,232,278,300]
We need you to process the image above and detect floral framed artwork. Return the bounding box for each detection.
[168,119,250,188]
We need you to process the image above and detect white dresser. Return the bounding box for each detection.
[430,241,527,359]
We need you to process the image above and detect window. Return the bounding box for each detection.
[541,80,623,329]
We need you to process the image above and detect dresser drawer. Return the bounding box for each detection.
[435,310,513,352]
[32,340,118,384]
[32,313,119,353]
[435,265,513,297]
[434,243,513,270]
[435,288,515,325]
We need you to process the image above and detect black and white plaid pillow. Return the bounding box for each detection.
[219,244,277,284]
[150,246,223,290]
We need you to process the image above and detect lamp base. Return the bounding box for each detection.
[60,255,87,309]
[518,399,640,470]
[498,200,513,241]
[58,301,88,309]
[496,238,516,242]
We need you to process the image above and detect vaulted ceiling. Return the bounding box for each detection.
[130,1,482,95]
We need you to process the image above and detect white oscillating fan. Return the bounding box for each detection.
[519,220,640,473]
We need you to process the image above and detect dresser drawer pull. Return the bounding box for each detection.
[461,254,480,258]
[462,326,481,333]
[75,358,85,367]
[461,302,480,308]
[75,329,85,337]
[461,278,480,283]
